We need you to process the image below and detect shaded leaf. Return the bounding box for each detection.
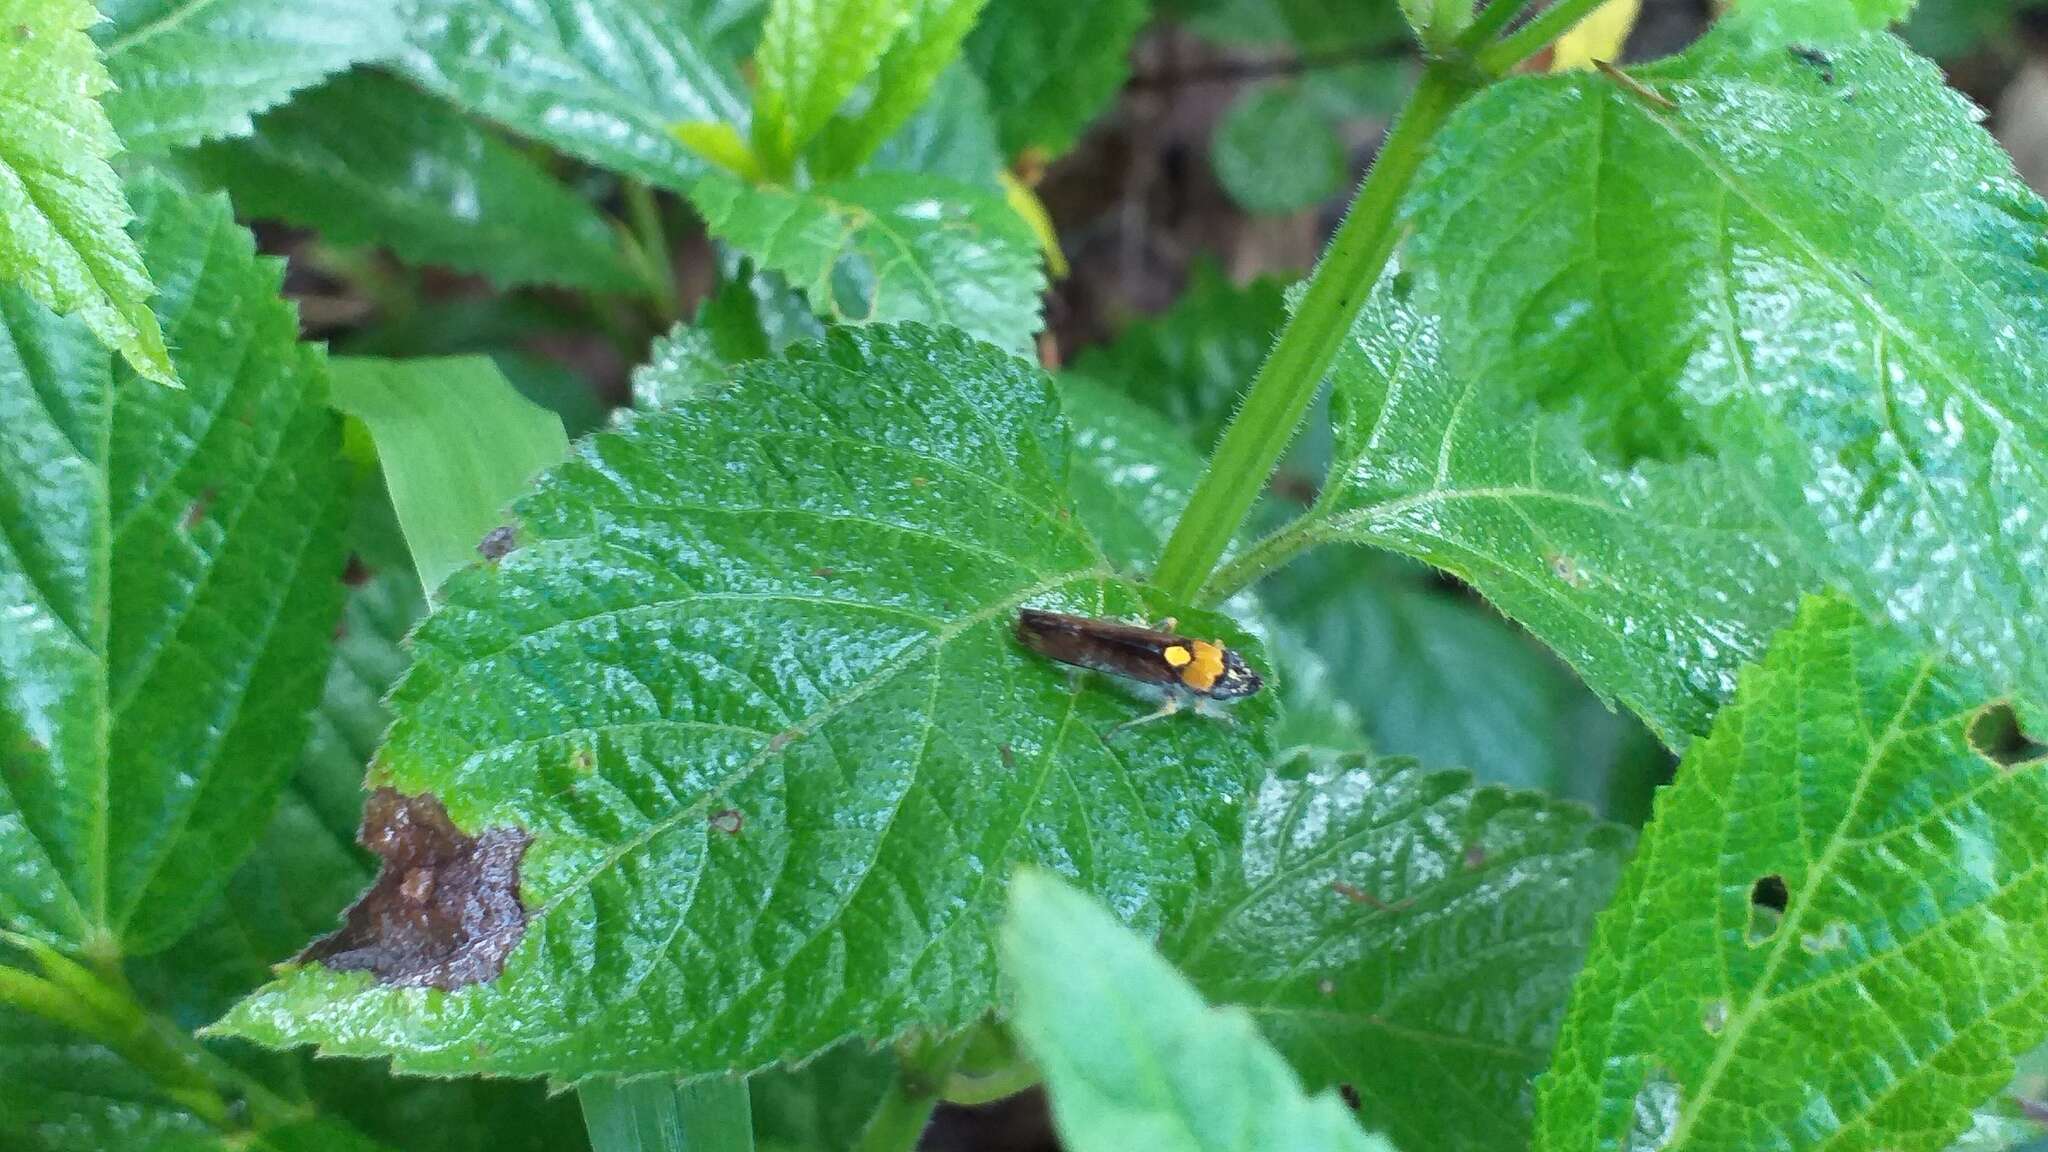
[392,0,748,193]
[1004,870,1394,1152]
[1166,757,1627,1152]
[1069,262,1287,454]
[963,0,1150,159]
[630,275,776,412]
[0,174,347,956]
[866,63,1003,185]
[95,0,402,150]
[216,325,1271,1080]
[690,170,1044,350]
[1538,597,2048,1152]
[1260,546,1623,793]
[189,71,638,293]
[329,355,568,595]
[1213,83,1346,216]
[0,0,174,384]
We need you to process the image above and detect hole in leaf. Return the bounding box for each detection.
[1969,702,2045,768]
[1747,874,1788,945]
[1750,874,1788,911]
[298,789,532,990]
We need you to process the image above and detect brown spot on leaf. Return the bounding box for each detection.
[767,728,799,753]
[1463,844,1487,870]
[342,554,373,586]
[181,489,216,531]
[710,809,743,835]
[298,789,531,990]
[910,476,928,488]
[999,743,1016,769]
[1330,881,1409,913]
[478,525,518,561]
[812,566,836,578]
[1546,552,1584,587]
[13,23,31,40]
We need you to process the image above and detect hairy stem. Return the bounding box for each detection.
[1150,61,1481,602]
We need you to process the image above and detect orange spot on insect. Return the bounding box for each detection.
[1179,641,1225,692]
[1163,645,1192,668]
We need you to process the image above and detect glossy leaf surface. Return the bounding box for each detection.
[95,0,402,150]
[217,324,1272,1079]
[0,175,347,956]
[1167,757,1627,1152]
[1538,597,2048,1152]
[1400,18,2048,725]
[752,0,912,170]
[392,0,749,192]
[690,171,1044,350]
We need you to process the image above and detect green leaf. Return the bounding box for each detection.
[963,0,1150,159]
[1058,372,1209,570]
[0,173,348,957]
[689,171,1044,350]
[188,71,638,294]
[1260,546,1622,792]
[1212,83,1346,216]
[580,1077,753,1152]
[1276,269,1821,749]
[1004,869,1393,1152]
[392,0,748,192]
[94,0,402,151]
[1069,263,1287,454]
[328,355,569,596]
[750,1042,899,1152]
[0,1011,221,1152]
[813,0,993,178]
[1165,757,1627,1152]
[752,0,914,173]
[631,276,777,412]
[1396,17,2048,732]
[215,324,1272,1079]
[864,63,1003,186]
[1538,597,2048,1152]
[0,0,174,385]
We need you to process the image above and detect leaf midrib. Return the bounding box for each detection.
[1656,649,1937,1149]
[519,566,1110,926]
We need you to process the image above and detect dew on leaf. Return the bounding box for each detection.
[1801,920,1848,955]
[298,789,532,990]
[1701,998,1728,1034]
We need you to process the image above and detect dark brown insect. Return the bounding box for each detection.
[1015,608,1262,738]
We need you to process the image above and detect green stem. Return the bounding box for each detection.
[624,181,681,319]
[1456,0,1542,53]
[851,1031,974,1152]
[0,941,306,1135]
[1150,62,1481,602]
[1475,0,1615,73]
[580,1076,754,1152]
[1203,517,1329,602]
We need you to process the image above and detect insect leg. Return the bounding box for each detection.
[1103,693,1182,741]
